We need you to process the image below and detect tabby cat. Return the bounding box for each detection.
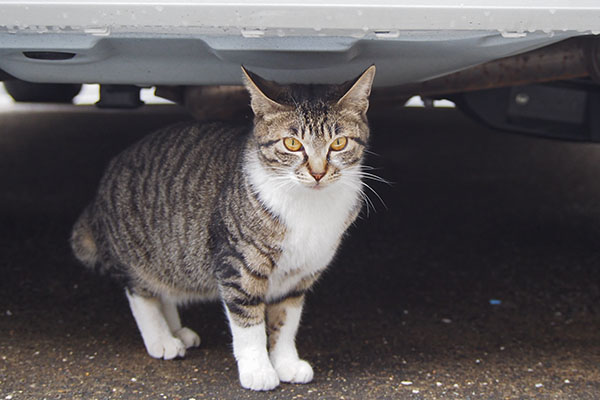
[71,65,376,391]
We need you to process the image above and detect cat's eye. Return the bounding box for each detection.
[330,137,348,151]
[283,137,303,151]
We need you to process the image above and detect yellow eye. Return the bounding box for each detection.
[283,137,303,151]
[330,137,348,151]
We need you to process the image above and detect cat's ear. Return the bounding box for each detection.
[336,65,376,115]
[241,66,290,117]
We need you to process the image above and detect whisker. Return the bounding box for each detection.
[345,166,392,185]
[358,189,374,217]
[357,165,386,173]
[339,180,374,216]
[355,172,391,185]
[360,181,387,210]
[363,149,381,157]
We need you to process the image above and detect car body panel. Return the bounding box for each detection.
[0,1,599,86]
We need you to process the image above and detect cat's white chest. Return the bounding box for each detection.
[267,188,357,299]
[247,159,360,301]
[267,196,350,300]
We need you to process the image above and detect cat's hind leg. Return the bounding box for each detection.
[160,297,201,349]
[126,289,186,360]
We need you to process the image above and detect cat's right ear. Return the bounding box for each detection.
[241,66,290,117]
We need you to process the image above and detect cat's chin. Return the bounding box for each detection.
[304,181,333,191]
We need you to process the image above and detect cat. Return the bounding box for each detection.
[70,65,376,391]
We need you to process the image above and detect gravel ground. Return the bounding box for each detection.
[1,104,600,399]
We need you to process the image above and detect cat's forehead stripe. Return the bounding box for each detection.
[296,111,334,140]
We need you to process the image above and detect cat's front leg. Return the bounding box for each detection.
[267,295,314,384]
[222,284,279,391]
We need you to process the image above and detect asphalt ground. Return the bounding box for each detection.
[1,104,600,399]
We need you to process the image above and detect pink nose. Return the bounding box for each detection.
[311,171,325,181]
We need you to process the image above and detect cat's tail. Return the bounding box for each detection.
[70,205,99,268]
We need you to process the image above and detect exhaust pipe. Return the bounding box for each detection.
[374,36,600,101]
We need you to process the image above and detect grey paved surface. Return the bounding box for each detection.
[1,104,600,399]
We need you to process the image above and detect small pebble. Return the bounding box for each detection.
[441,318,452,324]
[564,379,571,384]
[412,389,420,394]
[401,380,413,386]
[436,382,443,387]
[535,383,543,388]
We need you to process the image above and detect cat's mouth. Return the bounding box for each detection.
[307,180,331,190]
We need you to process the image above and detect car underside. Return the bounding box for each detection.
[1,1,599,140]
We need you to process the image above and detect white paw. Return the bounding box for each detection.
[237,359,280,391]
[174,327,201,349]
[272,358,314,383]
[145,335,186,360]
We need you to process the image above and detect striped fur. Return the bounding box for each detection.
[71,65,376,391]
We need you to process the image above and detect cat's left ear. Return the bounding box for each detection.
[241,66,290,117]
[336,65,376,115]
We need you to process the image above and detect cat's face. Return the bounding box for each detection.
[244,66,375,190]
[251,106,367,190]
